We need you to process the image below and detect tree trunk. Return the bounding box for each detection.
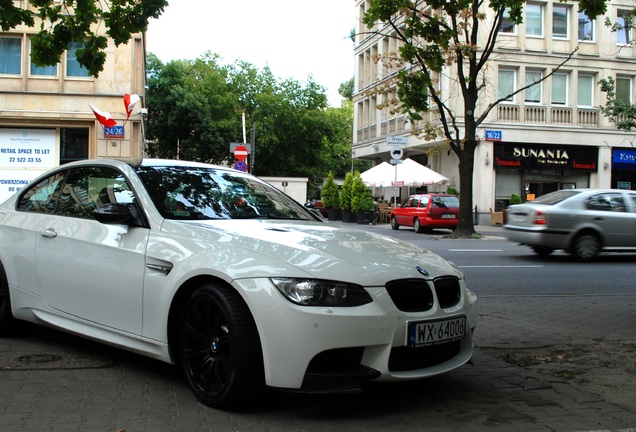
[455,139,477,237]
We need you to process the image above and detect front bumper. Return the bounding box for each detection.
[233,278,478,391]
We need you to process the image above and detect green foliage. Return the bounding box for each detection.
[321,172,340,209]
[340,172,354,212]
[338,78,354,101]
[599,77,636,131]
[145,53,241,163]
[510,194,522,205]
[351,172,374,212]
[146,53,357,196]
[446,186,459,196]
[2,0,167,77]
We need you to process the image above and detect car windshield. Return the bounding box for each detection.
[134,165,314,221]
[530,190,581,205]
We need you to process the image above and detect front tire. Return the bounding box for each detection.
[571,233,600,261]
[0,262,18,337]
[178,283,263,409]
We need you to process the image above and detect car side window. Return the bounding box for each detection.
[628,192,636,212]
[586,193,626,212]
[420,196,430,207]
[55,166,135,219]
[411,197,420,208]
[17,172,66,214]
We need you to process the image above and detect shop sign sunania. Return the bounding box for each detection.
[493,143,598,171]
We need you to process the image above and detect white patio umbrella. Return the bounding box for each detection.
[360,158,449,187]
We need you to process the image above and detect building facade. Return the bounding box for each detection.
[0,1,146,202]
[353,0,636,216]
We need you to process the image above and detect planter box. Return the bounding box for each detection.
[341,210,354,223]
[357,210,374,224]
[327,208,342,221]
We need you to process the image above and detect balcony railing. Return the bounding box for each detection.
[496,104,599,127]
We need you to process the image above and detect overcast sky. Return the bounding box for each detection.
[145,1,356,106]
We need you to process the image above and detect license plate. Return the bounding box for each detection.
[441,214,456,219]
[408,316,466,348]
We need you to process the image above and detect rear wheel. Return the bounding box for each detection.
[0,262,18,336]
[390,216,400,230]
[571,233,600,261]
[178,283,263,409]
[531,246,555,256]
[414,218,423,233]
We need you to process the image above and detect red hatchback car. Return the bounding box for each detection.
[390,194,459,232]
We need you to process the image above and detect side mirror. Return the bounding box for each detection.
[94,203,133,225]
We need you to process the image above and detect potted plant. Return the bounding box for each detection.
[509,193,522,205]
[351,172,375,224]
[505,193,522,224]
[321,172,341,220]
[340,172,354,222]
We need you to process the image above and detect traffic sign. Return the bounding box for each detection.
[390,148,404,159]
[234,145,248,160]
[233,160,248,172]
[386,136,407,146]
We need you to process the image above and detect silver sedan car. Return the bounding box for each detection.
[504,188,636,261]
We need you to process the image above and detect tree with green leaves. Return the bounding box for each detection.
[145,53,242,162]
[145,54,361,196]
[0,0,167,77]
[362,0,607,237]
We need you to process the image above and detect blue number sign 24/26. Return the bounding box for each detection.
[104,126,124,137]
[484,130,502,141]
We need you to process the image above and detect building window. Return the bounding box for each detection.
[552,5,569,38]
[0,37,22,75]
[525,71,542,103]
[60,128,89,164]
[498,69,516,102]
[526,4,543,37]
[499,8,515,34]
[66,42,90,77]
[617,10,632,45]
[551,73,568,105]
[577,74,594,107]
[578,12,594,41]
[616,76,632,103]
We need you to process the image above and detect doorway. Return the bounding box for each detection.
[526,181,560,199]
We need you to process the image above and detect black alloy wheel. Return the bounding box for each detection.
[178,283,263,409]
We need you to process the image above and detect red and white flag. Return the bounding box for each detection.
[88,103,117,128]
[124,93,141,120]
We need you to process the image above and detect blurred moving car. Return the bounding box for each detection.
[504,188,636,261]
[304,199,328,217]
[390,194,459,232]
[0,158,478,409]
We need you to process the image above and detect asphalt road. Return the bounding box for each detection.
[1,221,635,432]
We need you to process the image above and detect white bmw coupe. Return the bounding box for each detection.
[0,158,477,409]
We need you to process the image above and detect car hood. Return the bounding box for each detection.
[163,219,460,285]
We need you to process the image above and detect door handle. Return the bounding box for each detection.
[39,228,58,238]
[593,217,604,221]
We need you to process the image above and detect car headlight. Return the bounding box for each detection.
[271,278,373,307]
